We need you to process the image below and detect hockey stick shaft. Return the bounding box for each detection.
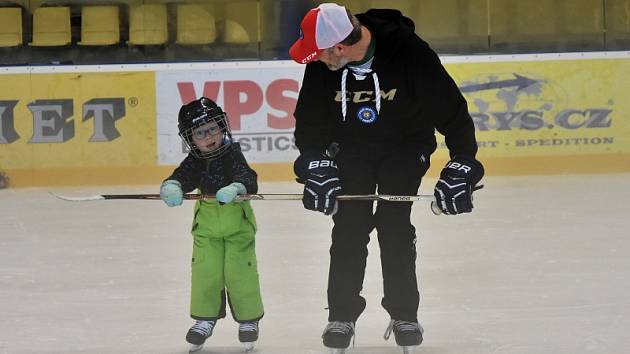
[52,185,485,216]
[54,193,435,202]
[51,192,442,214]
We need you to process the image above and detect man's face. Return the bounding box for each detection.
[317,47,350,71]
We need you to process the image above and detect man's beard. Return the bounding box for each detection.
[326,57,350,71]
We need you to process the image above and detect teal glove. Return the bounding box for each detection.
[216,182,247,204]
[160,180,183,207]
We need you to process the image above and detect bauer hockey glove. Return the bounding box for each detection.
[434,156,484,215]
[294,153,342,215]
[216,182,247,204]
[160,180,183,207]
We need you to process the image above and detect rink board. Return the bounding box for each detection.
[1,53,629,186]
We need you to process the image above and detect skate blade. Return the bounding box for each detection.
[402,346,417,354]
[243,341,255,352]
[189,343,204,353]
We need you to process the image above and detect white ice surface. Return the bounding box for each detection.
[1,175,630,354]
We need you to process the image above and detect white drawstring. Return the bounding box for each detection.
[372,72,381,113]
[341,68,348,121]
[340,67,381,121]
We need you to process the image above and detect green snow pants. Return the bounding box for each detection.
[189,200,264,322]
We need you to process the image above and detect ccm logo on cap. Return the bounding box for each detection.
[301,51,318,64]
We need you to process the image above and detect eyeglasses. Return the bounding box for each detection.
[192,125,221,139]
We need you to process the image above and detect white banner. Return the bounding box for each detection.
[156,62,305,164]
[155,52,630,167]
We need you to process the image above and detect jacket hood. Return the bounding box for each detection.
[356,9,417,65]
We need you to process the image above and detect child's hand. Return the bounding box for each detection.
[160,180,183,207]
[216,182,247,204]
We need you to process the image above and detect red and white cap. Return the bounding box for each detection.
[289,3,354,64]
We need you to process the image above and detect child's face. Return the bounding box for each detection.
[191,122,223,153]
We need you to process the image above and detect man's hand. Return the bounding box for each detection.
[434,156,484,215]
[160,180,183,207]
[294,153,342,215]
[216,182,247,204]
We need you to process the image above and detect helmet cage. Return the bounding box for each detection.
[179,106,233,160]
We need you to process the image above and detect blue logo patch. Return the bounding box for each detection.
[357,106,377,124]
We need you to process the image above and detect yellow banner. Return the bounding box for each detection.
[437,58,630,161]
[0,72,156,169]
[2,58,628,187]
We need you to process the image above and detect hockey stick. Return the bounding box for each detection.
[50,192,436,202]
[52,184,484,215]
[50,192,443,214]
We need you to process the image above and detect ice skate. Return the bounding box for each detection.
[238,321,259,352]
[322,321,355,354]
[186,319,216,353]
[383,319,424,354]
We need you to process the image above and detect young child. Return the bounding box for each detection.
[160,97,264,353]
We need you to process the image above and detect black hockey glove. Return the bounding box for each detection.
[434,156,484,215]
[294,153,342,215]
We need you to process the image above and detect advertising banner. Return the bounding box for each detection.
[155,56,630,167]
[0,72,156,169]
[156,64,302,164]
[444,58,630,161]
[2,53,629,186]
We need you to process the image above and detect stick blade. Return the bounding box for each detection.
[49,192,105,202]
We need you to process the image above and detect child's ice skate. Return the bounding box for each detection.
[186,319,216,353]
[322,321,355,354]
[383,319,424,354]
[238,321,259,352]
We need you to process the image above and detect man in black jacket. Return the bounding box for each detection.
[290,3,484,353]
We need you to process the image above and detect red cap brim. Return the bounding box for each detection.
[289,40,321,64]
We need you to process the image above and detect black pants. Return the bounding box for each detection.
[327,147,430,323]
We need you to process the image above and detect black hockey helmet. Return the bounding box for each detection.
[178,97,232,160]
